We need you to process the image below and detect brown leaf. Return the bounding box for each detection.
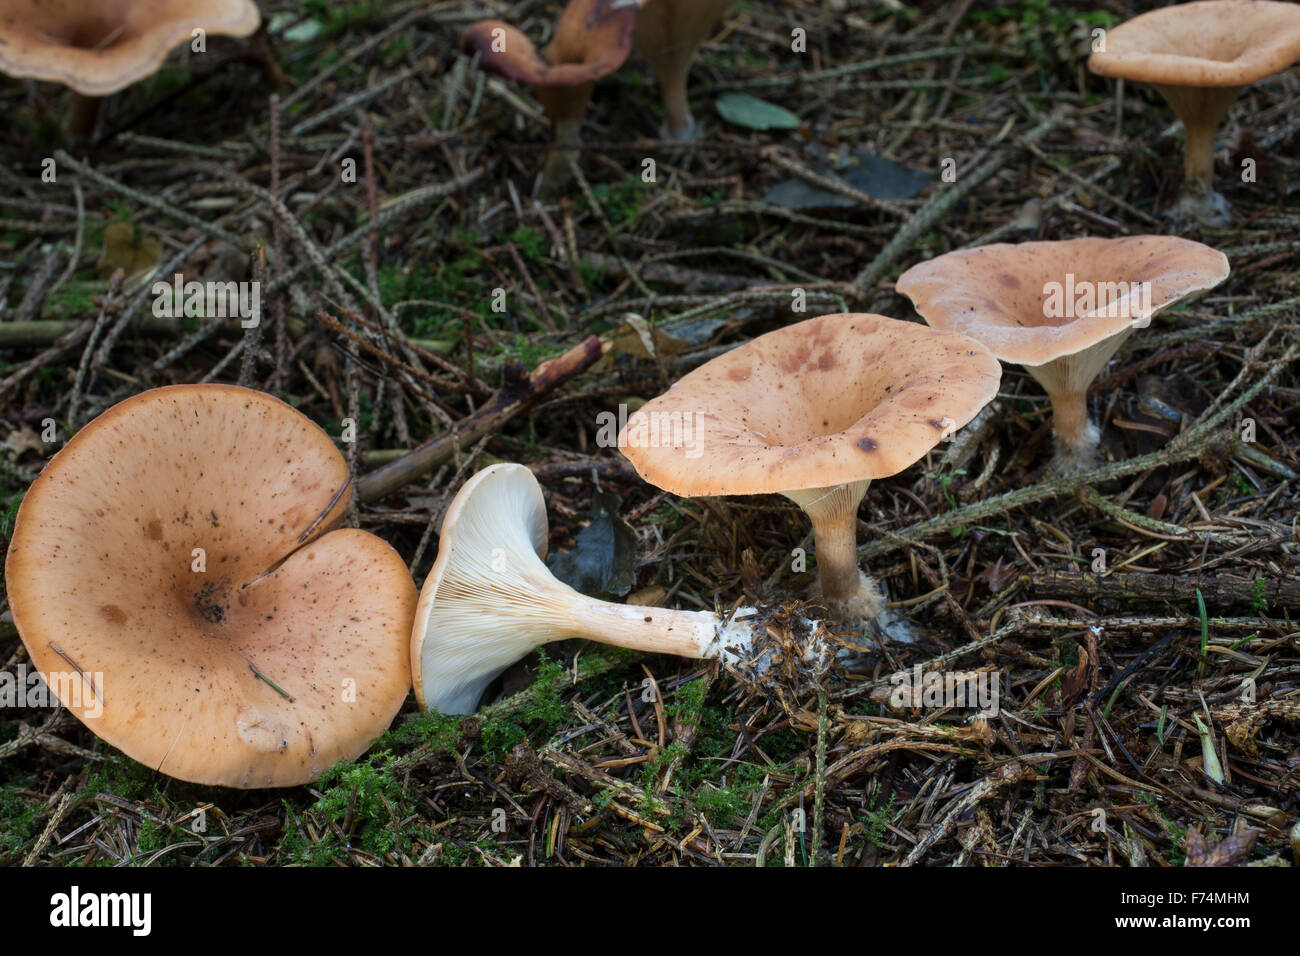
[1186,827,1259,867]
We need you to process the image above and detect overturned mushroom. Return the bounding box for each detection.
[896,236,1230,473]
[4,385,416,788]
[1088,0,1300,224]
[617,313,1001,624]
[411,463,761,715]
[462,0,732,187]
[0,0,262,137]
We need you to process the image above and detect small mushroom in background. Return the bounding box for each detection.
[411,463,766,715]
[616,313,1002,630]
[896,235,1230,474]
[0,0,262,138]
[462,0,733,190]
[4,385,416,788]
[1087,0,1300,225]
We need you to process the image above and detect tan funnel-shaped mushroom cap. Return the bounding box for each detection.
[895,237,1230,368]
[0,0,261,96]
[1087,0,1300,87]
[4,385,416,788]
[618,313,1000,615]
[897,236,1229,471]
[618,313,1001,497]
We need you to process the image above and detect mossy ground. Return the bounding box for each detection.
[0,0,1297,866]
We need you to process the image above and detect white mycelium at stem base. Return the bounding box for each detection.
[783,480,882,620]
[412,464,757,715]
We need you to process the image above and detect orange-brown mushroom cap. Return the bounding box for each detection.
[462,0,640,88]
[895,236,1230,368]
[617,313,1002,498]
[4,385,415,789]
[0,0,261,96]
[1087,0,1300,87]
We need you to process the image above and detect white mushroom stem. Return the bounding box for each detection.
[784,480,871,606]
[414,468,759,714]
[1024,328,1132,473]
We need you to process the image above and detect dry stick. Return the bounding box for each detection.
[1140,295,1300,351]
[277,6,426,114]
[857,349,1295,563]
[0,316,178,349]
[852,118,1060,292]
[52,151,244,251]
[45,180,86,303]
[1026,570,1300,610]
[263,169,485,297]
[0,323,93,401]
[92,236,205,373]
[182,160,359,313]
[701,46,1000,92]
[356,336,607,503]
[238,245,268,387]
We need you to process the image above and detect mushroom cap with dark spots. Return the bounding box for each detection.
[461,0,640,89]
[896,235,1229,368]
[1087,0,1300,88]
[617,313,1002,498]
[3,385,416,788]
[0,0,260,96]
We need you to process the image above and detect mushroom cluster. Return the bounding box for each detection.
[463,0,734,188]
[0,0,263,137]
[5,385,416,788]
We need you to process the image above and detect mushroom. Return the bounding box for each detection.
[0,0,262,138]
[896,236,1230,473]
[1087,0,1300,224]
[4,385,416,788]
[633,0,735,141]
[462,0,732,188]
[411,463,759,715]
[616,313,1002,623]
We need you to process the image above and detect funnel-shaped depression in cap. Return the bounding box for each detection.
[4,385,416,788]
[617,313,1002,499]
[895,236,1230,368]
[1087,0,1300,87]
[0,0,261,96]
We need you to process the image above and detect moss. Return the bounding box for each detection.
[283,756,410,865]
[84,757,157,803]
[479,654,569,756]
[0,785,40,860]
